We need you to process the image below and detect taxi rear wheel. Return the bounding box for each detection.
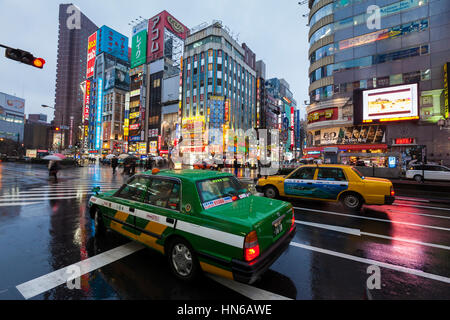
[167,238,199,281]
[264,185,279,199]
[94,208,106,237]
[341,193,363,211]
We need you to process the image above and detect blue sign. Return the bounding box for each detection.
[388,157,396,168]
[95,78,103,150]
[129,135,141,142]
[97,25,129,62]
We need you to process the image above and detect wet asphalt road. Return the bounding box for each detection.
[0,162,449,300]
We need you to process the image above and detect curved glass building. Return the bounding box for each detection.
[306,0,450,167]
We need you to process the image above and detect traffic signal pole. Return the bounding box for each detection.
[1,43,45,69]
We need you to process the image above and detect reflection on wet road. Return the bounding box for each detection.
[0,163,449,299]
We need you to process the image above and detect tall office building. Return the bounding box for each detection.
[180,21,257,162]
[54,3,97,149]
[305,0,450,165]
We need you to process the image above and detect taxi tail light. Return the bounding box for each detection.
[244,231,260,262]
[390,186,395,197]
[290,208,295,231]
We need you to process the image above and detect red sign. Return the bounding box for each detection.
[129,123,140,130]
[394,138,415,145]
[86,32,97,78]
[147,11,188,62]
[307,107,338,123]
[84,80,91,121]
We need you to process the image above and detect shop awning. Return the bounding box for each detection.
[304,144,388,152]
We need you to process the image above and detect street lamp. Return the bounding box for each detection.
[42,104,64,151]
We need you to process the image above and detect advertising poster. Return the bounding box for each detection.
[0,93,25,114]
[147,11,188,62]
[363,83,418,122]
[86,32,97,78]
[104,68,130,91]
[96,26,129,62]
[83,80,91,121]
[316,125,386,146]
[131,30,147,68]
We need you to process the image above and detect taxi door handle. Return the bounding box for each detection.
[166,217,175,224]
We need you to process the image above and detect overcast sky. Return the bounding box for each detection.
[0,0,310,121]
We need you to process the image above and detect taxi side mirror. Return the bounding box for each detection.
[92,186,101,195]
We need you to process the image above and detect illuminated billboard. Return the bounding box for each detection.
[95,78,103,150]
[104,67,130,91]
[147,11,188,62]
[83,80,91,121]
[131,30,147,68]
[86,32,97,78]
[97,26,129,62]
[362,83,419,123]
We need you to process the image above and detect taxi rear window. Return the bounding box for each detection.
[196,176,248,209]
[352,167,364,179]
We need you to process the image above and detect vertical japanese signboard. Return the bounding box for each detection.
[86,32,97,78]
[444,62,449,119]
[95,78,103,150]
[131,30,147,68]
[147,11,188,62]
[84,80,91,122]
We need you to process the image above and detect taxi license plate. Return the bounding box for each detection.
[272,214,285,236]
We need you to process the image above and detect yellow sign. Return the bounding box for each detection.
[129,112,140,119]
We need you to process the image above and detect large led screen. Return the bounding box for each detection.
[362,83,418,122]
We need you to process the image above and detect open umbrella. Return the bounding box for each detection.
[52,153,66,159]
[42,155,63,161]
[106,154,116,159]
[118,154,129,159]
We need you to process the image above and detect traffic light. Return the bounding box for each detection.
[55,127,60,131]
[4,48,46,69]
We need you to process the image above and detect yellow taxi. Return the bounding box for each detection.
[256,165,395,211]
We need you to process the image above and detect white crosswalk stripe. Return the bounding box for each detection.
[0,184,120,205]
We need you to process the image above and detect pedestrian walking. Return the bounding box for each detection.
[130,158,136,175]
[48,160,59,183]
[111,156,118,174]
[234,158,238,176]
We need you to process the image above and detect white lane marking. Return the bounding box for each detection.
[293,207,450,232]
[295,220,361,236]
[396,197,430,203]
[0,202,42,207]
[295,220,450,250]
[360,231,450,251]
[290,241,450,284]
[383,209,450,220]
[393,203,450,212]
[16,242,145,300]
[207,274,292,300]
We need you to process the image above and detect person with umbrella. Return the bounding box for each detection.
[110,155,118,174]
[43,154,64,183]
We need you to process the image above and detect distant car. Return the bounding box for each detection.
[88,169,296,283]
[256,164,395,211]
[405,164,450,182]
[193,159,217,170]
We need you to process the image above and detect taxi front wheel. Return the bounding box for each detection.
[167,238,199,281]
[264,186,279,199]
[341,193,363,211]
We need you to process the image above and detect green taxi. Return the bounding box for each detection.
[88,169,296,284]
